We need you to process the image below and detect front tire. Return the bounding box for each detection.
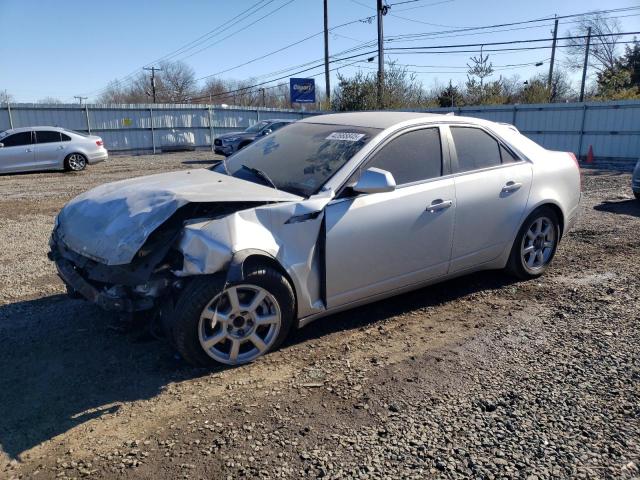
[634,191,640,201]
[506,207,560,280]
[172,265,295,367]
[64,153,87,171]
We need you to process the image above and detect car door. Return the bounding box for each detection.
[0,131,35,173]
[446,125,532,273]
[324,126,455,308]
[34,130,66,169]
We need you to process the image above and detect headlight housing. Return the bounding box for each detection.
[222,137,239,144]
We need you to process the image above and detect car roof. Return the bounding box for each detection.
[1,126,68,134]
[298,111,445,129]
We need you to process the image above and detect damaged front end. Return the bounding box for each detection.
[47,168,305,314]
[48,202,264,312]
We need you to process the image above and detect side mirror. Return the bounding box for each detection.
[262,129,272,136]
[353,167,396,194]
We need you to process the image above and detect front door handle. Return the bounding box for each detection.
[502,181,522,193]
[426,199,453,212]
[26,148,33,152]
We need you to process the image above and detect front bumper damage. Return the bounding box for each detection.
[49,229,174,312]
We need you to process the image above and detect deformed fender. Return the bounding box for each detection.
[174,194,332,318]
[226,248,278,283]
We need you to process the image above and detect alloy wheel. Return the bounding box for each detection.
[520,216,556,271]
[198,284,282,365]
[68,154,86,171]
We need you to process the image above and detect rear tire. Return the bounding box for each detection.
[506,206,560,280]
[172,266,295,367]
[64,153,87,172]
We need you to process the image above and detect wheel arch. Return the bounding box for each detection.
[226,249,299,318]
[522,200,565,239]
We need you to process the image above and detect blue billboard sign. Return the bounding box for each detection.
[290,78,316,104]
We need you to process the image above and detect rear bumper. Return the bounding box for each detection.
[88,150,108,164]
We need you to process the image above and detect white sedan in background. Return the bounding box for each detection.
[0,126,108,174]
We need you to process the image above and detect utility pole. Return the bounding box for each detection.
[376,0,387,109]
[323,0,330,108]
[579,27,591,103]
[143,66,163,103]
[547,16,559,102]
[73,95,88,106]
[259,88,266,108]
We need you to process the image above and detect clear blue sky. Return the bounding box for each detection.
[0,0,638,103]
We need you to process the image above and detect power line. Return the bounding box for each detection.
[178,0,297,62]
[387,6,640,42]
[81,0,286,98]
[192,30,639,102]
[190,53,375,103]
[385,31,640,53]
[195,15,375,82]
[146,0,275,64]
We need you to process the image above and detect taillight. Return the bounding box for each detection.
[568,152,582,191]
[96,139,104,147]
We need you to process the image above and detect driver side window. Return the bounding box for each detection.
[366,127,442,185]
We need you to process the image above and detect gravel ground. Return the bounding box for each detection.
[0,153,638,480]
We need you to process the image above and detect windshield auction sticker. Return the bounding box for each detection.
[326,132,366,142]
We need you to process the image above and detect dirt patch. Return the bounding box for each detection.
[0,156,638,479]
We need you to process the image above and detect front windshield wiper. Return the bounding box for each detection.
[240,164,278,191]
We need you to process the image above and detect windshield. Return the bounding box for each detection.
[244,121,270,134]
[214,122,381,197]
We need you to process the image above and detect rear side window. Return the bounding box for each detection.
[500,144,519,163]
[368,128,442,185]
[451,127,501,172]
[36,131,62,143]
[60,133,72,141]
[2,131,32,147]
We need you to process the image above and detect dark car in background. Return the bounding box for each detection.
[214,119,293,156]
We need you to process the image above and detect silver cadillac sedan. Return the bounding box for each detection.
[49,112,581,367]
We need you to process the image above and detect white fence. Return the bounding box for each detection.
[1,100,639,164]
[0,103,320,153]
[423,100,640,164]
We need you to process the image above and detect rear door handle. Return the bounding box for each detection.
[426,199,453,212]
[502,181,522,193]
[26,148,33,152]
[57,145,65,150]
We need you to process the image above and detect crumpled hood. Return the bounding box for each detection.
[56,169,301,265]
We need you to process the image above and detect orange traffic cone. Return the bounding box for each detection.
[586,145,594,164]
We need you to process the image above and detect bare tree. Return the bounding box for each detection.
[565,13,622,73]
[37,96,63,104]
[156,61,197,103]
